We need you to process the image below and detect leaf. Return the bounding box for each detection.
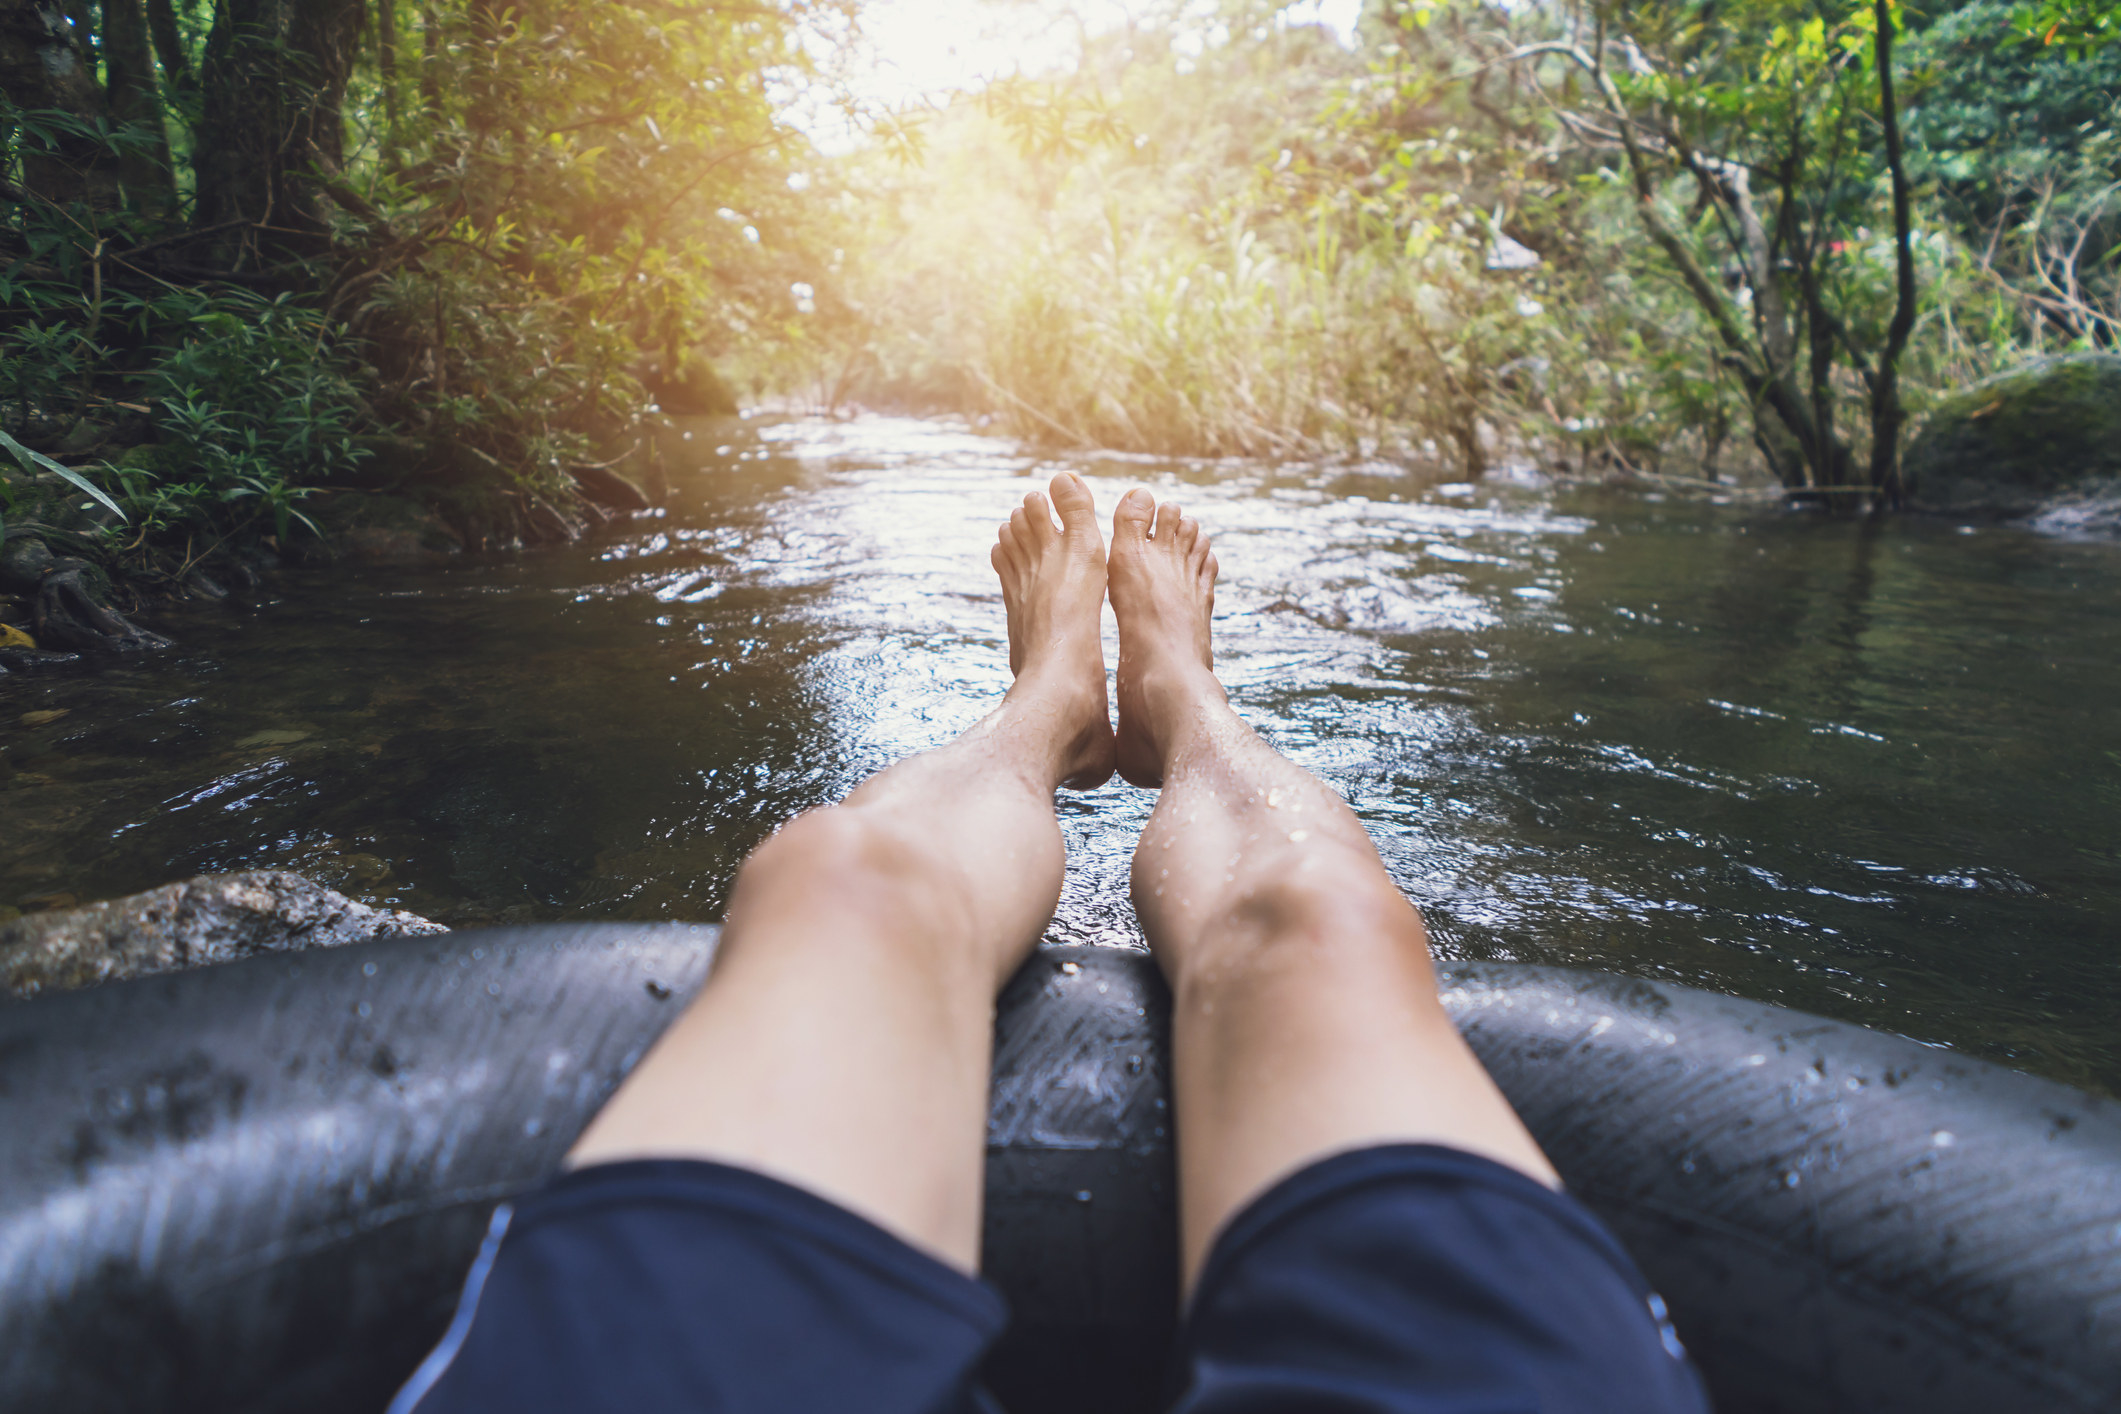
[0,429,128,522]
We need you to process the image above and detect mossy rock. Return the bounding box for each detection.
[310,492,464,563]
[1905,354,2121,514]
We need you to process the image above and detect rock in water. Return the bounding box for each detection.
[1905,354,2121,516]
[31,559,171,652]
[0,872,447,999]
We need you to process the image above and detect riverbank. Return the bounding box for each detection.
[0,408,743,666]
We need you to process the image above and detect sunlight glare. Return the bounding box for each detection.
[822,0,1363,116]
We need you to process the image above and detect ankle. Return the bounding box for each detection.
[1142,658,1226,739]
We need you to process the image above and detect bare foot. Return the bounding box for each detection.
[991,472,1118,790]
[1107,488,1222,788]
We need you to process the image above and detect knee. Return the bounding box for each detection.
[1191,860,1431,996]
[738,806,947,923]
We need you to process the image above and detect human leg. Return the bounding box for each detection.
[566,470,1115,1270]
[393,474,1114,1414]
[1105,487,1556,1287]
[1110,488,1707,1411]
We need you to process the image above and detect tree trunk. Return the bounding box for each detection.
[0,0,117,206]
[145,0,196,105]
[1525,27,1866,495]
[1868,0,1918,505]
[376,0,398,152]
[102,0,176,211]
[418,3,440,118]
[194,0,363,255]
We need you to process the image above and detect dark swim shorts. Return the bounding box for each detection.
[391,1144,1710,1414]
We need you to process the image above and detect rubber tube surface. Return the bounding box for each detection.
[2,928,2119,1414]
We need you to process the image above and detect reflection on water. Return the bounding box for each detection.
[4,416,2120,1091]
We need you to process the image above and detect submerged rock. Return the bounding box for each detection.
[315,493,465,564]
[0,871,447,999]
[1905,354,2121,516]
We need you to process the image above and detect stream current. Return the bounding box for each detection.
[5,415,2119,1091]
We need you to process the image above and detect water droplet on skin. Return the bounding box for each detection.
[1932,1130,1956,1148]
[1288,829,1310,843]
[1267,789,1282,808]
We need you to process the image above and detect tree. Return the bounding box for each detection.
[194,0,363,253]
[102,0,175,211]
[1497,0,1918,496]
[0,0,120,207]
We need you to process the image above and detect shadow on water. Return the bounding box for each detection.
[4,415,2121,1093]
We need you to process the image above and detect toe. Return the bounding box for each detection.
[1202,550,1219,586]
[1176,515,1201,552]
[1000,519,1026,567]
[1050,472,1100,540]
[1154,501,1184,541]
[1187,523,1211,569]
[1022,491,1058,544]
[1113,488,1155,545]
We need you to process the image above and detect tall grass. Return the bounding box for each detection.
[978,213,1533,465]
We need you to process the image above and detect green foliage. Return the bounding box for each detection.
[1908,0,2121,213]
[0,427,127,521]
[0,0,849,578]
[117,289,371,541]
[807,0,2120,486]
[2008,0,2121,54]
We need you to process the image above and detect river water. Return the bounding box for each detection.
[5,415,2119,1091]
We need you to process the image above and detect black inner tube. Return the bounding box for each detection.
[2,925,2118,1414]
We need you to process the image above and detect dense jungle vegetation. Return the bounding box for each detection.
[819,0,2121,488]
[1,0,2117,645]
